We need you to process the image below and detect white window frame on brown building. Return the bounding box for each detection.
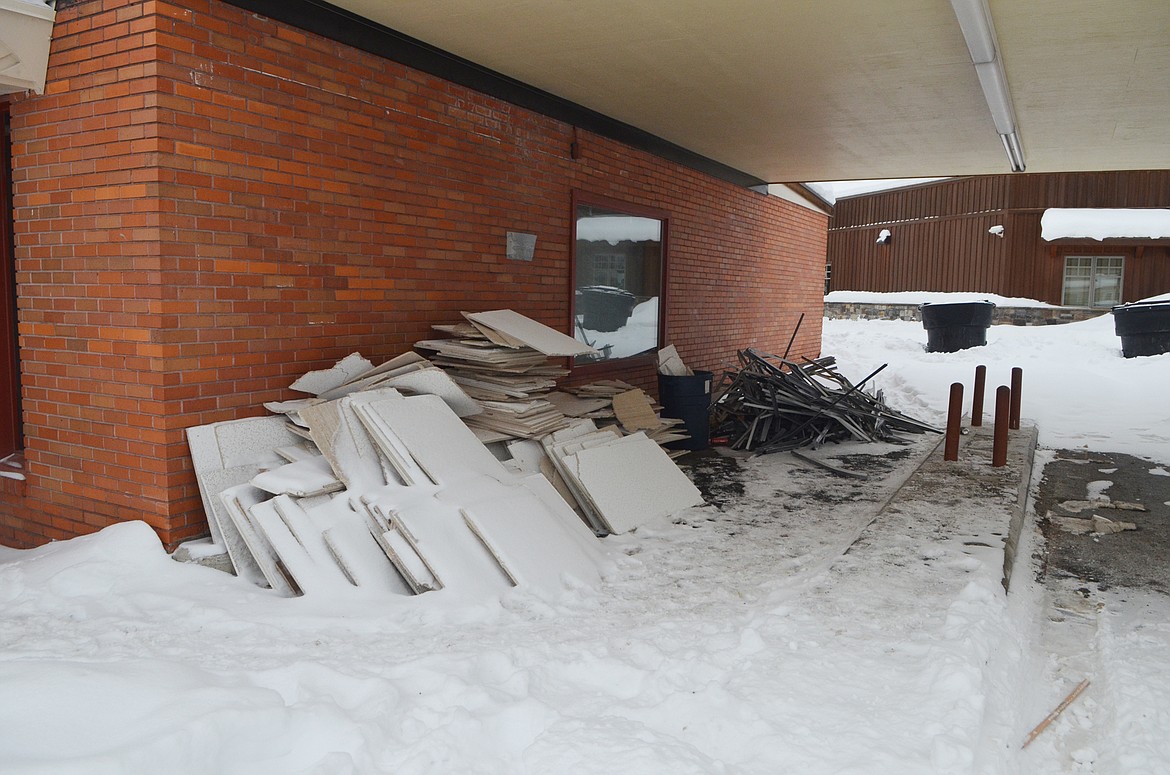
[1061,255,1124,308]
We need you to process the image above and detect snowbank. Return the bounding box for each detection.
[823,307,1170,464]
[826,290,1056,308]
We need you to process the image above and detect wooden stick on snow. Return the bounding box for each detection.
[1021,678,1090,749]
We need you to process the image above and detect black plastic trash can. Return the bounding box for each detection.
[1112,299,1170,358]
[577,286,638,332]
[920,300,996,353]
[658,370,713,451]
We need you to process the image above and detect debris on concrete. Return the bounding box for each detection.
[710,348,939,453]
[1049,514,1138,536]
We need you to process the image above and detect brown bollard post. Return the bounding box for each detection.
[945,382,964,461]
[993,385,1011,467]
[971,364,987,427]
[1009,367,1023,430]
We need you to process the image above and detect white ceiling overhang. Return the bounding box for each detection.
[224,0,1170,185]
[0,0,55,96]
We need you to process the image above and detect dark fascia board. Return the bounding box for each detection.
[221,0,768,191]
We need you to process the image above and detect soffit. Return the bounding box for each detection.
[322,0,1170,183]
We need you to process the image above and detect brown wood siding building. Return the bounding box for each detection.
[827,171,1170,306]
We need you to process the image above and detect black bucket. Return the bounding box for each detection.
[920,301,996,353]
[658,370,713,451]
[1112,299,1170,358]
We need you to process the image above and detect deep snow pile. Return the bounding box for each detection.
[3,297,1170,773]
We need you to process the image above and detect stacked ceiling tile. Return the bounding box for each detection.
[186,310,704,600]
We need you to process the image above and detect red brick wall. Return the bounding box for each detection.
[1,0,826,548]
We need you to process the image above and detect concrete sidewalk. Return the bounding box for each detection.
[874,423,1040,590]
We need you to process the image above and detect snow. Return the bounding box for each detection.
[575,216,662,244]
[823,298,1170,463]
[3,295,1170,773]
[827,290,1057,308]
[1041,208,1170,241]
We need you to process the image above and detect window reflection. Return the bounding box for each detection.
[573,204,663,364]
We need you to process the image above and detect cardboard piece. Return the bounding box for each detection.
[657,344,693,376]
[611,389,661,432]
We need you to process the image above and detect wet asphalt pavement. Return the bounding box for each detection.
[1036,450,1170,594]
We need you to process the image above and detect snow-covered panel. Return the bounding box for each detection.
[1041,208,1170,241]
[565,431,703,534]
[0,0,55,95]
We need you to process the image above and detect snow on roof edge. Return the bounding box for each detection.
[1041,208,1170,241]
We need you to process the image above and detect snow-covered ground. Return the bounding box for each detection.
[825,290,1057,308]
[2,294,1169,774]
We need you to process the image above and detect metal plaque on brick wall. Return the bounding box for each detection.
[506,231,536,262]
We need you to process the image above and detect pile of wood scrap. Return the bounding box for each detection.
[711,348,940,453]
[185,310,705,600]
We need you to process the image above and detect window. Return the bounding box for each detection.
[824,263,832,295]
[1062,256,1123,307]
[572,196,665,365]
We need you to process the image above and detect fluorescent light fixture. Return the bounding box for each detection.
[1001,130,1025,173]
[949,0,1025,172]
[974,60,1015,135]
[949,0,997,63]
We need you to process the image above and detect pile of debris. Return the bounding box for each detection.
[711,348,939,453]
[186,310,703,600]
[416,309,588,441]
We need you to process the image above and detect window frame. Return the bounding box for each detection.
[1061,254,1124,308]
[0,102,21,458]
[569,190,669,376]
